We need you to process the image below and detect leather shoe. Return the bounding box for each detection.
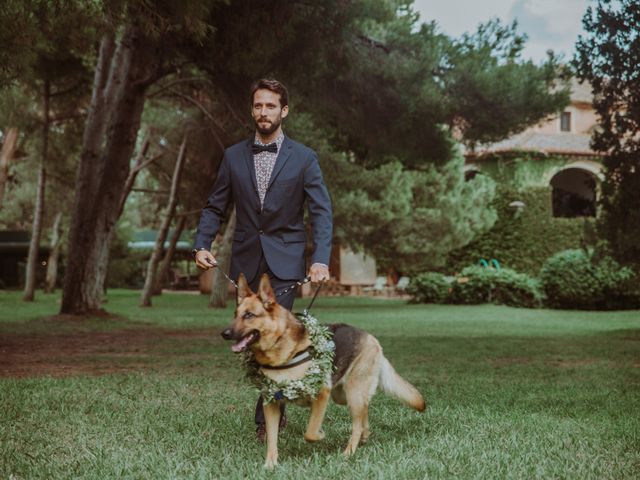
[256,422,266,443]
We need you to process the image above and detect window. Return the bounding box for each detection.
[560,111,571,132]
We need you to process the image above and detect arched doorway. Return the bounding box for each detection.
[550,168,598,218]
[463,165,481,181]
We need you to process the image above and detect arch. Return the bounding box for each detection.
[550,167,599,218]
[542,159,603,186]
[463,164,482,181]
[563,160,604,180]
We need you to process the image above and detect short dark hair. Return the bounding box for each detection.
[250,79,289,108]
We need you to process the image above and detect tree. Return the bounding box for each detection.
[0,128,18,207]
[574,0,640,270]
[140,134,188,307]
[22,79,49,301]
[209,208,236,308]
[0,0,95,300]
[61,2,215,314]
[289,113,497,273]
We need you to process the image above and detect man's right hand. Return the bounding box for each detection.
[194,250,217,270]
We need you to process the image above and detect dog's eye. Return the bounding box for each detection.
[242,312,255,320]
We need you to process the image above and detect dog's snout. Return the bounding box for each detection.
[221,328,233,340]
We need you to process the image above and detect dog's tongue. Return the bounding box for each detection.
[231,332,256,353]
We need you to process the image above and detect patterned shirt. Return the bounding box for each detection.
[253,133,285,207]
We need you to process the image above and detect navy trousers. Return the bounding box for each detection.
[248,252,297,425]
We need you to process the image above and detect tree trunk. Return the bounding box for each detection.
[116,132,166,219]
[61,26,157,315]
[44,211,63,293]
[0,127,18,208]
[153,214,187,295]
[140,135,188,307]
[209,207,236,308]
[23,80,50,302]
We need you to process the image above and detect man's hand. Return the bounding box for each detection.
[309,263,330,283]
[195,250,217,270]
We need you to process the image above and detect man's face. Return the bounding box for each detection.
[252,88,289,136]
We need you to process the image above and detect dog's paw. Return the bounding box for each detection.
[264,456,278,469]
[303,429,325,442]
[343,443,358,457]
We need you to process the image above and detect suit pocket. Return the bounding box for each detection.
[282,231,307,243]
[233,230,245,242]
[273,178,298,192]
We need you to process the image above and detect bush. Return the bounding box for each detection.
[106,254,146,288]
[407,272,451,304]
[449,266,543,308]
[445,184,592,276]
[540,249,640,309]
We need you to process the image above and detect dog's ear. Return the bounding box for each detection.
[237,273,253,305]
[258,273,276,311]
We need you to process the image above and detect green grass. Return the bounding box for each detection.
[1,290,639,479]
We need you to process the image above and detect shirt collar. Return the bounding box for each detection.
[254,132,285,148]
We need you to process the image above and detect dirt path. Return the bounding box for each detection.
[0,319,220,378]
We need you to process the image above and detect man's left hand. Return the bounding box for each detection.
[309,263,330,283]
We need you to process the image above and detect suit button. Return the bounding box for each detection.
[259,230,264,235]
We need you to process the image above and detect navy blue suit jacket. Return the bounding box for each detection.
[194,135,333,282]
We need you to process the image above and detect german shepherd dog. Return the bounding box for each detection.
[221,273,426,468]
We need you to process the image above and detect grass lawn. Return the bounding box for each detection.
[1,290,639,479]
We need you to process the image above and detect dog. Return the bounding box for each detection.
[221,273,426,468]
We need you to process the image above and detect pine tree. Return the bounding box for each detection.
[574,0,640,270]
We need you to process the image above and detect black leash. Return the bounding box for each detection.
[303,280,323,314]
[205,259,324,312]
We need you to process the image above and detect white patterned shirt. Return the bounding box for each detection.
[253,133,285,207]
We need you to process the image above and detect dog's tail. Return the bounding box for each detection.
[378,355,426,412]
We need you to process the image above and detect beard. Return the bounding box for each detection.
[254,115,282,135]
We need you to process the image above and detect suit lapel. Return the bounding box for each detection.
[267,136,293,191]
[242,137,259,197]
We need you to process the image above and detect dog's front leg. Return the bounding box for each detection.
[263,401,281,469]
[304,387,331,442]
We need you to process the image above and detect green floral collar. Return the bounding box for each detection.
[242,312,335,403]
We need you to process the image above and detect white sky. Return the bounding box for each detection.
[411,0,592,63]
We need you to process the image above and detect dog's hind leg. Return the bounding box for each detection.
[263,401,281,469]
[304,387,331,442]
[343,337,381,456]
[360,409,371,444]
[343,395,369,456]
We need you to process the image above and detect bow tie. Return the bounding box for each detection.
[251,143,278,155]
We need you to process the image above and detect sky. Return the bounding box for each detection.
[411,0,592,63]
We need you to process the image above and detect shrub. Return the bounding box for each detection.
[106,254,146,288]
[449,266,542,308]
[445,184,592,276]
[407,272,451,304]
[540,249,640,309]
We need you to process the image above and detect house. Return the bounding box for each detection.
[465,79,602,218]
[448,79,603,275]
[465,80,603,218]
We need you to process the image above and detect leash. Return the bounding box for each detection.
[205,258,324,312]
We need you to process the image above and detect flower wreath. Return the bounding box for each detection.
[242,311,335,403]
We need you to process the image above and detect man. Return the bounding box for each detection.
[192,78,333,441]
